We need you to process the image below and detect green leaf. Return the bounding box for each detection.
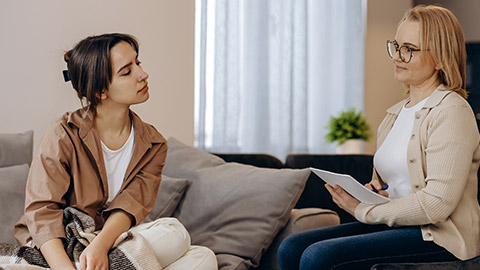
[325,108,372,145]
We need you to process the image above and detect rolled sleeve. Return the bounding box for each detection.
[106,172,162,225]
[354,203,374,224]
[24,122,72,247]
[104,142,167,225]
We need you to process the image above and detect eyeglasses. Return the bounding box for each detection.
[386,40,421,63]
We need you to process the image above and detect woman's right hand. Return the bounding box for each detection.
[365,179,389,197]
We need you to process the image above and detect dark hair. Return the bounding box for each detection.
[64,33,139,112]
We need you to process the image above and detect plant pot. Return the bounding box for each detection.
[336,139,364,154]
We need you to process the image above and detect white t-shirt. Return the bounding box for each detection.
[101,124,135,202]
[374,95,430,199]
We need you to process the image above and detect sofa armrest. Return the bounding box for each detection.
[289,208,340,233]
[256,208,340,270]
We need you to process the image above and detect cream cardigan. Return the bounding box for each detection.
[355,88,480,260]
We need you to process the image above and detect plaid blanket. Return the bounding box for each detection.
[0,207,161,270]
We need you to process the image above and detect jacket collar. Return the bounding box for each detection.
[386,84,451,116]
[67,108,94,139]
[129,110,165,145]
[65,108,166,200]
[66,108,165,145]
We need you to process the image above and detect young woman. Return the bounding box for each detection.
[278,5,480,270]
[14,33,217,270]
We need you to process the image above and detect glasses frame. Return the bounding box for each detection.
[386,40,421,63]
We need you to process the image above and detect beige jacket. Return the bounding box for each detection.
[14,108,167,248]
[355,88,480,260]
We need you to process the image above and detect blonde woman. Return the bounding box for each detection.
[278,5,480,270]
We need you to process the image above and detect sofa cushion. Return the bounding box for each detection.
[143,175,190,223]
[163,137,310,270]
[0,164,30,244]
[0,131,33,168]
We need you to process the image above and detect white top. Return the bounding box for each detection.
[101,124,135,202]
[374,94,431,199]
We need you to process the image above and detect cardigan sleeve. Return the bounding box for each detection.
[24,121,73,248]
[355,104,479,226]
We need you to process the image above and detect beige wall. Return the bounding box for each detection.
[415,0,480,42]
[6,0,459,155]
[364,0,480,153]
[0,0,195,151]
[363,0,413,153]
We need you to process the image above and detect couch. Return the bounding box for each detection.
[0,132,340,270]
[215,152,376,224]
[3,131,479,269]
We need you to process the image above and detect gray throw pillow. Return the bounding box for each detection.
[0,131,33,168]
[143,175,190,223]
[163,137,311,270]
[0,164,29,244]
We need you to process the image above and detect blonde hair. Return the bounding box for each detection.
[400,5,467,98]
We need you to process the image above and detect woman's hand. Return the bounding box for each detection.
[80,240,109,270]
[325,184,360,216]
[79,210,132,270]
[365,179,389,197]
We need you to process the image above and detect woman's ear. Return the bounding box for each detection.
[435,62,443,70]
[96,90,108,100]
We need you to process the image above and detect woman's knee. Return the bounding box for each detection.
[278,234,299,256]
[278,234,295,260]
[278,234,305,270]
[135,218,192,267]
[299,241,344,270]
[164,245,218,270]
[137,218,190,247]
[189,246,218,270]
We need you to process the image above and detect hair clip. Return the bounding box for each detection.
[63,70,71,82]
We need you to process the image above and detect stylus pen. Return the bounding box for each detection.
[371,184,389,193]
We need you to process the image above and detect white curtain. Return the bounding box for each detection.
[195,0,367,159]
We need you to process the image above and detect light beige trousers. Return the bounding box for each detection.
[131,218,218,270]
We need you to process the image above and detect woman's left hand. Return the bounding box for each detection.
[79,210,132,270]
[79,241,109,270]
[325,184,360,216]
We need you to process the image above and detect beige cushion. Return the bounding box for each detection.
[0,131,33,168]
[162,137,311,270]
[0,164,29,244]
[289,208,340,232]
[143,175,190,223]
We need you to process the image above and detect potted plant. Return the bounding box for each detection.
[325,108,372,154]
